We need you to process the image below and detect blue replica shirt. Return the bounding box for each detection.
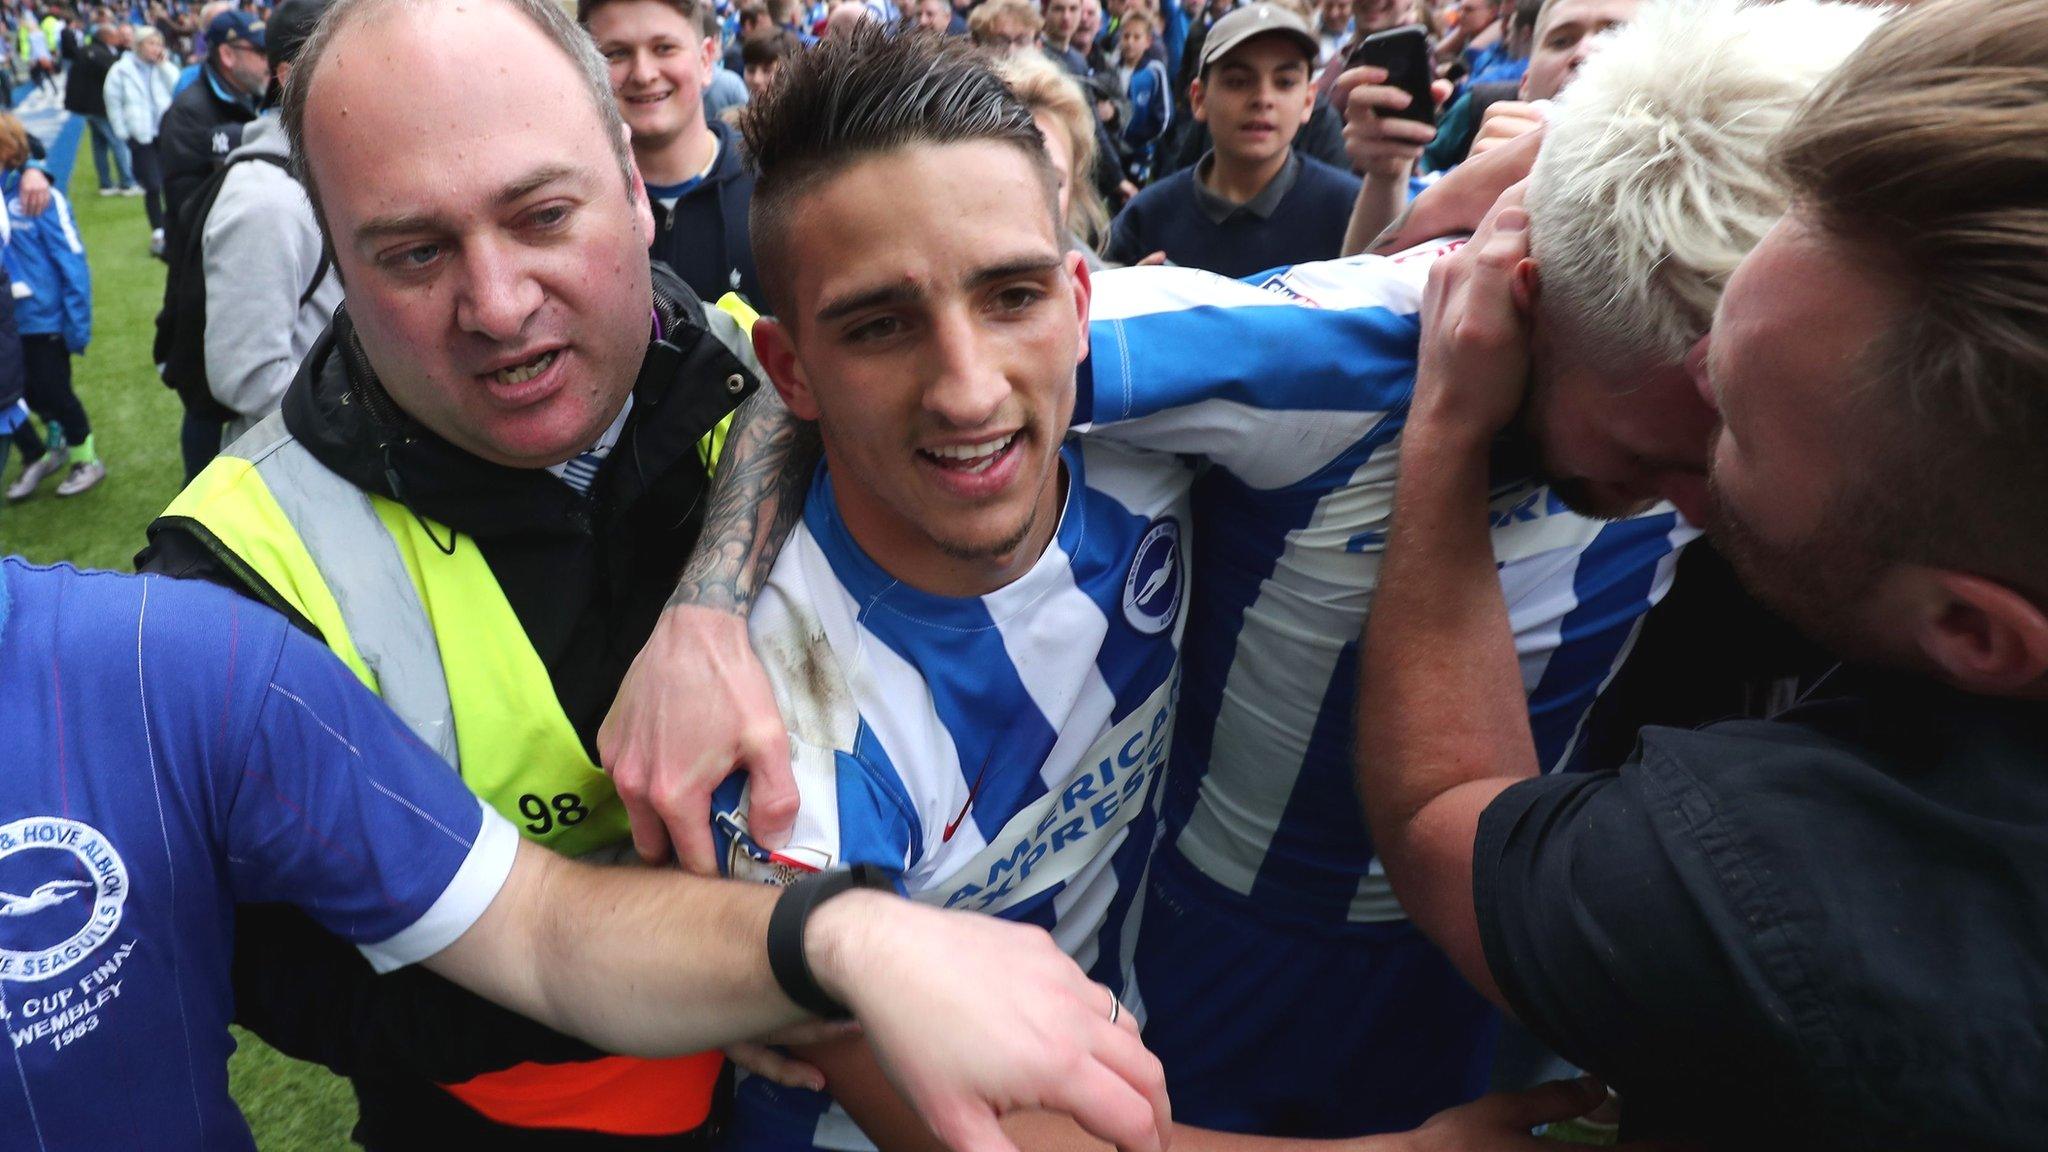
[0,560,519,1152]
[1079,247,1697,927]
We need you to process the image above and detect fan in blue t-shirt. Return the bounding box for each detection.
[0,559,517,1152]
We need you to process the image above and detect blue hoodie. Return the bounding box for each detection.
[3,168,91,352]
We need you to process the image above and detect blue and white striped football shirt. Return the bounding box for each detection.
[1080,244,1697,926]
[713,439,1195,1151]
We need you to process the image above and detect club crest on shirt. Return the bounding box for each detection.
[0,817,128,982]
[1124,517,1184,636]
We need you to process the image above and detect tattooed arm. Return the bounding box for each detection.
[664,384,822,616]
[599,383,820,872]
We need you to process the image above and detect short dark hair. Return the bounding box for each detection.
[740,27,795,66]
[742,25,1059,319]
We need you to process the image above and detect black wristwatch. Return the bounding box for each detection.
[767,864,894,1019]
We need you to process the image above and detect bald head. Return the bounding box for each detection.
[283,0,633,238]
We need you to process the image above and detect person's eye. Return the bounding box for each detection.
[381,243,442,273]
[528,204,573,231]
[846,316,905,343]
[993,285,1045,314]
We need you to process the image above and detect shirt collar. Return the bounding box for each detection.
[1191,149,1303,224]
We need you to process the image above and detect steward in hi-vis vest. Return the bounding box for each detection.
[138,263,761,1150]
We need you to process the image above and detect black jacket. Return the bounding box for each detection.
[157,62,259,244]
[63,37,120,117]
[137,263,758,1151]
[649,118,761,309]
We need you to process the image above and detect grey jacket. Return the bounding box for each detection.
[203,116,344,443]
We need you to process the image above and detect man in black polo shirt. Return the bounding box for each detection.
[1353,0,2048,1145]
[1104,3,1359,276]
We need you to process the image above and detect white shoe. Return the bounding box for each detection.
[122,186,144,197]
[149,228,165,257]
[97,187,119,197]
[54,459,105,497]
[6,445,70,501]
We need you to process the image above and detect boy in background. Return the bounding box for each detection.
[1106,3,1358,275]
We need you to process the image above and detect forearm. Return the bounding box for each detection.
[825,1039,1352,1152]
[427,842,805,1056]
[669,383,819,614]
[1007,1116,1365,1152]
[1354,420,1535,996]
[231,902,599,1081]
[1343,170,1411,257]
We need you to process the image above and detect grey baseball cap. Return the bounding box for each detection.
[1200,3,1320,73]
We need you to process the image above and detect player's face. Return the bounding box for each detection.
[589,0,717,156]
[1697,213,1902,660]
[1519,0,1637,100]
[1520,334,1718,524]
[755,141,1087,597]
[304,0,658,469]
[1192,39,1315,169]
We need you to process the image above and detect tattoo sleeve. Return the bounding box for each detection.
[668,384,820,615]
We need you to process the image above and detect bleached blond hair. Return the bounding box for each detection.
[1526,0,1889,367]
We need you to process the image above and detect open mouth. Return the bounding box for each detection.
[919,432,1018,476]
[492,350,558,388]
[624,88,676,106]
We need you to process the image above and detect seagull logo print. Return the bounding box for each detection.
[0,879,93,918]
[1122,518,1183,635]
[0,817,129,982]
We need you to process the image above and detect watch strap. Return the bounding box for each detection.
[767,864,891,1019]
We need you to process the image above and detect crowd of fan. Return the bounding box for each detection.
[4,0,2047,1149]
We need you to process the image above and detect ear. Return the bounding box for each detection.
[1068,249,1093,365]
[1511,255,1538,316]
[1914,570,2048,694]
[699,31,720,90]
[752,318,822,421]
[1190,76,1208,123]
[622,124,657,241]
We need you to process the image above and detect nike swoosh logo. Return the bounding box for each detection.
[943,748,997,843]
